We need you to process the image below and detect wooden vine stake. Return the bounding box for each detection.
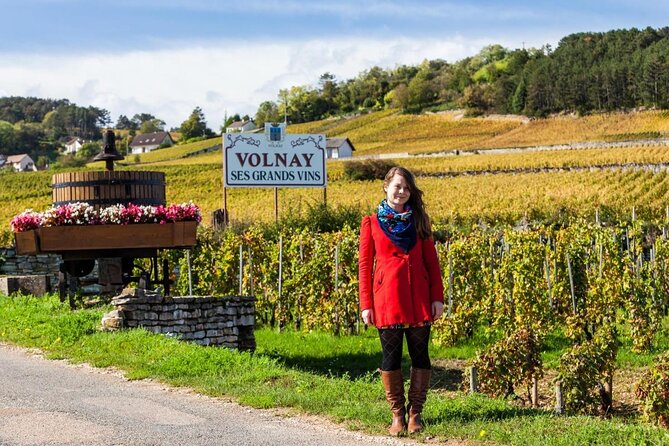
[469,365,478,394]
[603,374,613,412]
[334,242,340,334]
[186,249,193,296]
[277,235,283,332]
[238,244,243,295]
[531,377,539,407]
[248,245,254,296]
[566,252,577,314]
[544,255,553,309]
[448,250,454,316]
[555,382,565,414]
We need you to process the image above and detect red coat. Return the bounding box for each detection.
[358,214,445,328]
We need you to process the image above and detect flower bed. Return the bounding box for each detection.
[10,202,201,232]
[11,202,201,255]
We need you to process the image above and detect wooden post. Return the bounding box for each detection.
[222,186,229,227]
[212,209,228,231]
[448,249,454,316]
[555,382,565,414]
[238,244,243,295]
[186,249,193,296]
[248,246,254,296]
[334,242,340,289]
[566,253,576,314]
[469,366,478,394]
[274,187,279,223]
[334,242,340,334]
[277,235,283,332]
[603,374,613,410]
[531,377,539,407]
[323,186,327,207]
[544,256,553,309]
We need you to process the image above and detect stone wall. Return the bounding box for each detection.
[0,247,61,290]
[107,288,256,351]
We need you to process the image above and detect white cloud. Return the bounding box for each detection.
[0,35,541,129]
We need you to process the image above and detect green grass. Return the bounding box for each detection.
[1,293,669,445]
[118,137,222,165]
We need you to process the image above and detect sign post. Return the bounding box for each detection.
[223,123,327,222]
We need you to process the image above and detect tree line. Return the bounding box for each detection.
[254,26,669,125]
[0,96,214,166]
[3,26,669,163]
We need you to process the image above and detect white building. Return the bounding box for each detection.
[326,137,355,159]
[64,137,84,154]
[226,120,256,133]
[6,154,36,172]
[129,132,175,154]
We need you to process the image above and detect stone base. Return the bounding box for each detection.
[107,288,256,351]
[0,275,51,296]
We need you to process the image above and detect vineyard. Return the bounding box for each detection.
[165,217,669,418]
[7,164,669,240]
[5,110,669,425]
[288,109,669,155]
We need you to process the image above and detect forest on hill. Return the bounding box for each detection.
[256,27,669,124]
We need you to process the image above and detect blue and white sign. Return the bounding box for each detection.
[224,123,326,188]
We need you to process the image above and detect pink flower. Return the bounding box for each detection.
[10,210,43,232]
[10,202,201,230]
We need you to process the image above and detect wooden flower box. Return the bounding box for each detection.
[14,221,197,255]
[14,230,39,255]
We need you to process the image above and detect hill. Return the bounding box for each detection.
[2,107,669,243]
[133,108,669,164]
[286,109,669,155]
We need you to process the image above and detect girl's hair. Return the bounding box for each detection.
[383,166,432,239]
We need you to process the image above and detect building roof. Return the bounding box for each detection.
[65,137,83,145]
[129,131,172,147]
[6,154,31,163]
[326,137,356,151]
[227,120,254,129]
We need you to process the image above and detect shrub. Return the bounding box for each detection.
[555,329,617,414]
[636,353,669,427]
[342,159,396,181]
[471,328,543,400]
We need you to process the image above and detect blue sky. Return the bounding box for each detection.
[1,0,667,129]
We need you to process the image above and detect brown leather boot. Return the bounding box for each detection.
[380,369,406,435]
[407,368,431,434]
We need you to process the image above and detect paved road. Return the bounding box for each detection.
[0,343,417,446]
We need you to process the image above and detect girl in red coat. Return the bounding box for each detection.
[359,166,444,435]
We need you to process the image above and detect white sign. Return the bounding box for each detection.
[224,123,326,188]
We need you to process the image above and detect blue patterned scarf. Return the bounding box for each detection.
[376,199,417,253]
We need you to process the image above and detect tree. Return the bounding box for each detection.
[76,142,100,160]
[224,113,241,128]
[254,101,280,127]
[511,76,527,113]
[385,84,409,110]
[0,121,16,152]
[139,118,166,134]
[407,61,438,110]
[179,106,213,140]
[115,115,133,130]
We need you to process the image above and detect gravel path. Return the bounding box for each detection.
[0,343,429,446]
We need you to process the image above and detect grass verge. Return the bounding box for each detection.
[1,294,668,446]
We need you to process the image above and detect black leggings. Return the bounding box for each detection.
[378,326,432,371]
